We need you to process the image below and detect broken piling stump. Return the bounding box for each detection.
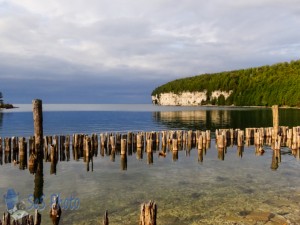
[103,210,109,225]
[139,201,157,225]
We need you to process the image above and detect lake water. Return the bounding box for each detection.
[0,104,300,224]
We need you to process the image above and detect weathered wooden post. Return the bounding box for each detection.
[121,139,127,155]
[53,135,59,161]
[271,149,281,170]
[92,133,98,156]
[29,136,35,154]
[4,137,11,153]
[32,99,43,159]
[237,130,244,147]
[103,210,109,225]
[272,105,279,140]
[137,134,143,148]
[44,136,49,162]
[146,139,152,153]
[3,212,10,225]
[50,145,57,175]
[172,139,178,151]
[65,135,70,161]
[139,201,157,225]
[120,138,127,170]
[198,149,203,162]
[12,136,18,162]
[216,134,225,149]
[197,135,203,150]
[4,137,11,163]
[60,136,66,161]
[85,136,92,172]
[19,137,27,170]
[109,135,116,150]
[34,209,41,225]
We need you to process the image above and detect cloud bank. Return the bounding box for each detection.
[0,0,299,103]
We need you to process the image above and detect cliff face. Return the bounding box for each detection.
[152,90,232,106]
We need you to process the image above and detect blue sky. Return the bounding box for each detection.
[0,0,299,103]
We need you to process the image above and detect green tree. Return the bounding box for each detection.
[217,95,226,105]
[151,59,300,107]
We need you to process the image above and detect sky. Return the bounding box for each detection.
[0,0,299,104]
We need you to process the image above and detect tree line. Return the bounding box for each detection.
[0,91,14,109]
[151,60,300,107]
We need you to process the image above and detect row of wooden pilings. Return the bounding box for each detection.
[0,129,209,158]
[1,126,300,164]
[0,210,41,225]
[0,202,155,225]
[0,129,210,171]
[215,126,300,150]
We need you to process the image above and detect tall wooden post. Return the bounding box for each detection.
[32,99,43,158]
[272,105,279,138]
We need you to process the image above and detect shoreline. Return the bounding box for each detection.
[0,103,17,109]
[152,103,300,109]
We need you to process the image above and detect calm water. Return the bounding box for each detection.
[0,104,300,224]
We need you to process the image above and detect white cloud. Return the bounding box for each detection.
[0,0,300,102]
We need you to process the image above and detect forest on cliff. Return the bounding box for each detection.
[152,60,300,107]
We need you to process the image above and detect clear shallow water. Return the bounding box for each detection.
[0,104,300,224]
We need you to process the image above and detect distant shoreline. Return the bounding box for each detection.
[152,103,300,109]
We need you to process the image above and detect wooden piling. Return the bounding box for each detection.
[109,135,116,150]
[12,137,18,162]
[32,99,43,158]
[60,135,66,161]
[237,130,244,147]
[172,139,178,151]
[65,135,70,161]
[44,136,49,161]
[272,105,279,139]
[100,133,107,147]
[197,135,203,150]
[216,134,225,148]
[92,133,98,156]
[4,137,11,153]
[146,139,152,153]
[50,145,57,175]
[29,136,35,154]
[139,201,157,225]
[161,131,166,146]
[273,135,281,150]
[103,210,109,225]
[34,209,41,225]
[121,139,127,155]
[19,137,27,170]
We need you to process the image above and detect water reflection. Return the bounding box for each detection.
[34,158,44,204]
[1,132,300,175]
[153,108,300,130]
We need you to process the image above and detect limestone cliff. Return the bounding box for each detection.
[152,90,232,106]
